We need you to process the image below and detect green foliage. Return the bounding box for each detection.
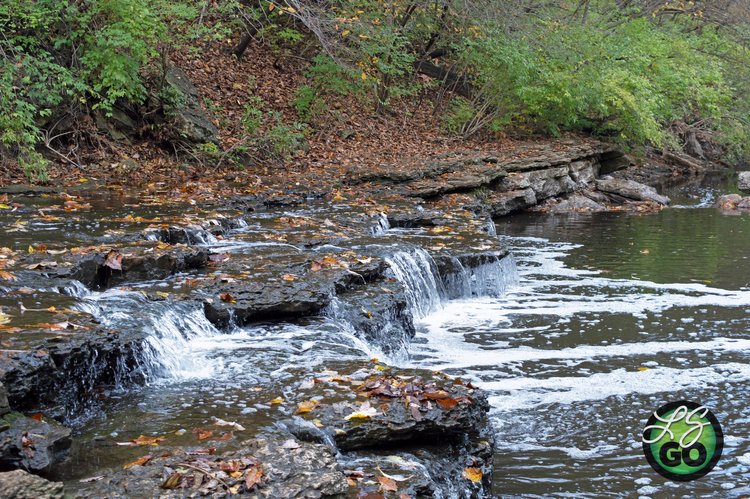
[454,10,746,152]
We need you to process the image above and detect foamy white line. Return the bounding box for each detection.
[485,362,750,410]
[413,336,750,370]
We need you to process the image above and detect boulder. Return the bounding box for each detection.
[0,469,63,499]
[595,178,670,205]
[716,194,743,210]
[550,194,606,213]
[486,189,537,217]
[0,412,71,472]
[739,171,750,193]
[163,66,219,145]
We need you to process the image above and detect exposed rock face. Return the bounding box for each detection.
[64,248,209,290]
[595,178,670,205]
[0,469,64,499]
[739,171,750,193]
[0,313,142,416]
[0,383,8,416]
[0,412,71,472]
[163,66,219,145]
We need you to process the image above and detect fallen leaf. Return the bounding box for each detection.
[295,400,321,414]
[462,467,483,483]
[192,428,213,440]
[378,475,398,492]
[436,397,458,410]
[345,401,378,420]
[245,465,263,489]
[270,397,284,405]
[212,431,233,441]
[123,455,152,469]
[0,313,10,325]
[116,435,166,446]
[161,472,183,489]
[103,250,123,270]
[219,292,236,303]
[213,417,245,431]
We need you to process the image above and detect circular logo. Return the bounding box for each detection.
[642,400,723,481]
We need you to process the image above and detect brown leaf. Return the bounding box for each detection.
[422,390,450,400]
[103,250,123,270]
[436,397,458,410]
[212,431,233,441]
[409,403,423,421]
[462,467,483,483]
[192,428,213,440]
[245,465,263,490]
[123,455,152,469]
[378,475,398,492]
[219,292,237,303]
[220,460,242,473]
[161,472,183,489]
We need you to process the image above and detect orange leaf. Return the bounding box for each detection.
[436,397,458,410]
[123,455,152,469]
[245,465,263,489]
[192,428,213,440]
[378,475,398,492]
[462,467,483,483]
[219,293,237,303]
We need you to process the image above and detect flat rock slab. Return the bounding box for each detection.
[74,436,347,498]
[595,178,670,205]
[0,469,64,499]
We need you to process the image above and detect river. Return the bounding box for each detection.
[4,174,749,497]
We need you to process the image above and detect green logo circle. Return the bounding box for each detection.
[642,400,723,481]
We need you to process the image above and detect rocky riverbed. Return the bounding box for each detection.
[0,139,702,497]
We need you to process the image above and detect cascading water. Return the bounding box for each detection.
[385,248,520,317]
[371,212,391,235]
[385,248,444,318]
[72,288,222,381]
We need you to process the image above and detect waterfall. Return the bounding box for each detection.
[386,248,519,319]
[385,249,444,318]
[371,213,391,235]
[74,290,222,381]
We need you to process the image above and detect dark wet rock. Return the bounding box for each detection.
[201,257,388,328]
[0,185,58,195]
[0,469,64,498]
[739,171,750,193]
[0,412,71,472]
[595,178,670,205]
[0,314,143,417]
[549,194,606,213]
[74,436,348,498]
[331,281,415,353]
[283,367,494,497]
[387,210,450,228]
[0,383,8,416]
[319,378,489,452]
[64,248,209,290]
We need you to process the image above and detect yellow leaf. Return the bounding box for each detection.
[295,400,320,414]
[341,30,350,37]
[270,397,284,405]
[28,245,35,254]
[0,204,10,210]
[0,312,11,325]
[637,367,650,371]
[268,2,275,11]
[361,72,367,80]
[462,467,483,483]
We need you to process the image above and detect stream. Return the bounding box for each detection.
[3,173,750,497]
